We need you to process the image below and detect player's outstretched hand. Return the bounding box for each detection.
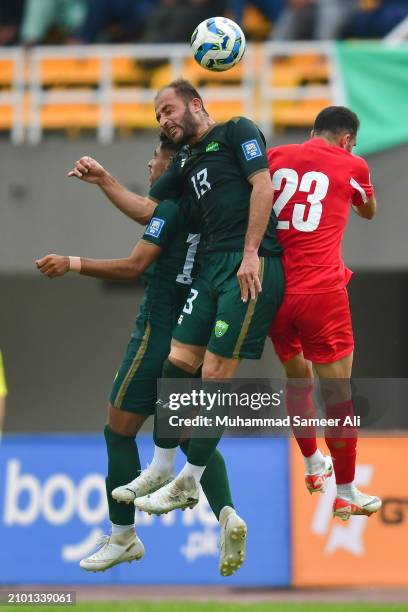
[36,254,70,278]
[237,251,262,303]
[67,156,107,184]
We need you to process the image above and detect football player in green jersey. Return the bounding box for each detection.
[38,137,245,577]
[69,80,284,559]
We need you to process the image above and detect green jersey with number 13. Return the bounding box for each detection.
[149,117,282,256]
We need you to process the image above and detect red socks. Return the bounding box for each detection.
[286,383,317,458]
[325,400,357,485]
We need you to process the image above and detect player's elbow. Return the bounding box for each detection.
[362,199,377,220]
[126,261,143,280]
[365,196,377,219]
[364,209,376,220]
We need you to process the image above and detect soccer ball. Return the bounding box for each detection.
[191,17,246,72]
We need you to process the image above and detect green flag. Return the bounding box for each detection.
[336,42,408,155]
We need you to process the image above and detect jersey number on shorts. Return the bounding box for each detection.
[183,288,199,314]
[191,168,211,199]
[272,169,329,232]
[176,233,200,285]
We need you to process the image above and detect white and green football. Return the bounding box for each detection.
[191,17,246,72]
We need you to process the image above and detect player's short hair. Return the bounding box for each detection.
[158,78,209,116]
[159,132,178,154]
[313,106,360,136]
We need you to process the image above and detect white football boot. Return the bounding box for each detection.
[79,529,144,572]
[134,474,199,515]
[333,488,382,521]
[305,455,334,494]
[112,466,174,504]
[219,507,247,577]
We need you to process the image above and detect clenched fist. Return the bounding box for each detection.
[36,254,70,278]
[67,156,107,184]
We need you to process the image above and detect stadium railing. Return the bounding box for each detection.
[0,42,341,144]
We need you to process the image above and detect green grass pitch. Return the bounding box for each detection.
[9,602,407,612]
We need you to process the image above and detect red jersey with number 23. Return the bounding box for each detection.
[267,138,374,294]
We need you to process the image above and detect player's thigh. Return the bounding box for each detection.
[298,289,354,365]
[268,293,303,365]
[172,277,217,349]
[110,320,172,415]
[207,255,285,360]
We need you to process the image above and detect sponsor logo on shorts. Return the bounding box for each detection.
[214,320,229,338]
[206,141,220,152]
[145,217,165,238]
[178,315,184,325]
[242,139,262,161]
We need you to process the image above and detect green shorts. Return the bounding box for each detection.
[173,252,284,360]
[109,283,190,414]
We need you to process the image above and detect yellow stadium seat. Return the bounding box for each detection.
[272,55,330,88]
[0,60,14,88]
[150,64,174,90]
[150,57,245,90]
[112,103,157,129]
[242,5,271,40]
[0,106,13,130]
[205,101,246,123]
[272,99,331,128]
[112,58,150,85]
[40,104,99,129]
[39,58,101,87]
[184,57,244,85]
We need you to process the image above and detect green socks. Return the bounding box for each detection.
[153,358,198,449]
[185,380,230,467]
[180,440,234,520]
[104,424,140,526]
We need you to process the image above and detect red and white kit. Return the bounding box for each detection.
[267,138,374,364]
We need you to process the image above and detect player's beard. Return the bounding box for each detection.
[173,107,198,145]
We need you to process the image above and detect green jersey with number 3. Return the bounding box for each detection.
[149,116,282,256]
[134,197,200,331]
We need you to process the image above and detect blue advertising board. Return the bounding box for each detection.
[0,434,290,586]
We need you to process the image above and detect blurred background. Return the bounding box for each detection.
[1,0,408,596]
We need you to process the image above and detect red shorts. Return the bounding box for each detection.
[268,288,354,364]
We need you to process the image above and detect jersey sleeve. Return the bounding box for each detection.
[142,200,183,249]
[148,156,184,202]
[350,156,374,206]
[228,116,269,180]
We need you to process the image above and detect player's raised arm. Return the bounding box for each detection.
[36,241,162,281]
[67,156,156,225]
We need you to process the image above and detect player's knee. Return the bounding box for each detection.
[202,358,237,379]
[169,343,203,373]
[284,354,313,380]
[107,404,146,437]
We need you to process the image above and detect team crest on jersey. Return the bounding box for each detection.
[242,139,262,161]
[206,141,220,152]
[145,217,165,238]
[214,320,229,338]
